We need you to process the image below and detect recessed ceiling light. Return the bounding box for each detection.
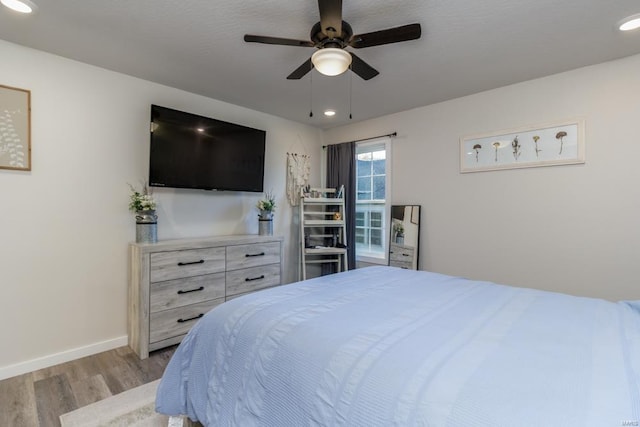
[197,128,204,132]
[1,0,37,13]
[324,110,336,117]
[618,13,640,31]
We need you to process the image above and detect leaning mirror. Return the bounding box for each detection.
[389,205,420,270]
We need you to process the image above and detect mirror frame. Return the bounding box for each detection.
[388,205,420,270]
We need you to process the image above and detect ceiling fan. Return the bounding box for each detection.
[244,0,421,81]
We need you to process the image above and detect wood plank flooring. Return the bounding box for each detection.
[0,345,176,427]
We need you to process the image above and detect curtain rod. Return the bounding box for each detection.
[322,132,397,149]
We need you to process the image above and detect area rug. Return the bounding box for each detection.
[60,379,184,427]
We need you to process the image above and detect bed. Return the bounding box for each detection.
[156,266,640,426]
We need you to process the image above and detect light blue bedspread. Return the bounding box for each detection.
[156,266,640,426]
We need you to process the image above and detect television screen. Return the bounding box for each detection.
[149,105,266,192]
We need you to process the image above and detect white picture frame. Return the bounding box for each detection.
[0,84,31,171]
[460,118,585,173]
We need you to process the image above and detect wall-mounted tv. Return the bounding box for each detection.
[149,105,266,192]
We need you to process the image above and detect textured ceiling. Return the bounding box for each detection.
[1,0,640,128]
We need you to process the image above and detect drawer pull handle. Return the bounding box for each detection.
[245,252,265,257]
[177,313,204,323]
[402,253,410,257]
[177,260,204,266]
[245,275,265,282]
[177,286,204,295]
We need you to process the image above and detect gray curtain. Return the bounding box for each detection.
[326,141,356,271]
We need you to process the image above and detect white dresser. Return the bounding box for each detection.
[128,235,283,359]
[389,242,416,270]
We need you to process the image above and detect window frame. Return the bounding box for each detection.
[355,138,391,265]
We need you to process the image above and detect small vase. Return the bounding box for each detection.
[135,210,157,243]
[258,211,273,236]
[396,233,404,245]
[259,210,273,220]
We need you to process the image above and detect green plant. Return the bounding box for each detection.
[257,191,276,213]
[128,182,156,212]
[393,222,404,235]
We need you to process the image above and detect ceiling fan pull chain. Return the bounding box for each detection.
[309,69,314,118]
[349,63,353,120]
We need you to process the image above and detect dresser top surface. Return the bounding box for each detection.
[130,234,284,253]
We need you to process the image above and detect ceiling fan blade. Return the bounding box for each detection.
[318,0,342,38]
[287,58,314,80]
[349,52,379,80]
[244,34,315,47]
[349,23,421,48]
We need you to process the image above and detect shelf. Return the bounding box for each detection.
[301,197,344,204]
[299,186,347,280]
[304,259,341,265]
[303,220,345,226]
[305,247,347,255]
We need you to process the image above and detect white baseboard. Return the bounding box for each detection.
[0,335,128,381]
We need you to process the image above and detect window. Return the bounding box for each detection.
[355,139,390,263]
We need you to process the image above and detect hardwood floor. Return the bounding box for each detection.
[0,345,176,427]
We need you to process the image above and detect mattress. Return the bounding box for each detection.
[156,266,640,426]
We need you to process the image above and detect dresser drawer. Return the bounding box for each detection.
[389,244,414,262]
[390,260,413,269]
[149,298,223,344]
[150,272,225,313]
[226,242,281,271]
[150,247,225,282]
[226,263,280,297]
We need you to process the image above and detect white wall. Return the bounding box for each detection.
[325,54,640,302]
[3,39,639,380]
[0,40,322,378]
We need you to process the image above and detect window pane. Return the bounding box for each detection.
[357,191,371,201]
[355,212,365,227]
[357,177,371,201]
[356,228,369,245]
[356,160,368,176]
[372,156,385,175]
[371,229,382,246]
[357,153,372,177]
[373,176,385,200]
[357,177,371,192]
[370,212,382,228]
[357,152,372,162]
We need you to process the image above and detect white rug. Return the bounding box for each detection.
[60,379,183,427]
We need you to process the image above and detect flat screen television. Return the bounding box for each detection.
[149,105,266,192]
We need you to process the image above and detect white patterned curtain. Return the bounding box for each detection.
[286,152,311,206]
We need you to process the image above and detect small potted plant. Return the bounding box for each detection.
[257,191,276,220]
[129,182,156,213]
[257,191,276,235]
[393,222,404,244]
[129,182,157,243]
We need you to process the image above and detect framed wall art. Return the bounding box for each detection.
[460,118,585,173]
[0,84,31,171]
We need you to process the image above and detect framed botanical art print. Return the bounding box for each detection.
[0,84,31,171]
[460,118,585,173]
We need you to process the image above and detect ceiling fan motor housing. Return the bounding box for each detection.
[311,21,353,48]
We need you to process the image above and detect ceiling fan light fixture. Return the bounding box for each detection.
[1,0,36,13]
[312,48,352,76]
[618,13,640,31]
